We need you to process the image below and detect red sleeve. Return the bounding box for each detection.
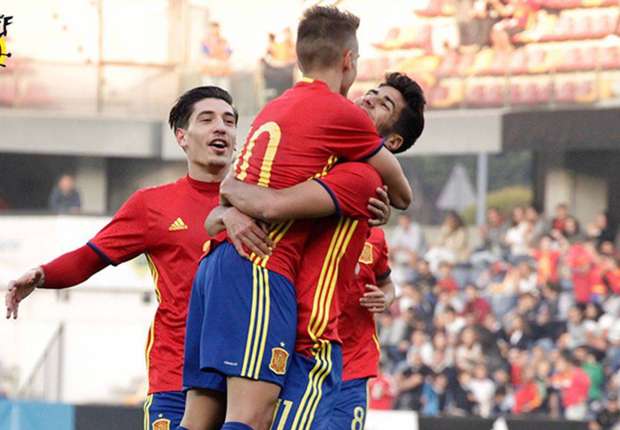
[372,229,391,280]
[88,190,149,265]
[324,104,383,161]
[313,162,383,219]
[41,245,108,289]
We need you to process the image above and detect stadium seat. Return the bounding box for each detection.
[429,80,464,109]
[600,45,620,70]
[437,50,461,77]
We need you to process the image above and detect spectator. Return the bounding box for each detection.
[505,206,532,260]
[369,368,397,410]
[412,259,437,298]
[513,366,543,415]
[449,371,478,415]
[587,212,618,249]
[201,21,232,86]
[464,284,492,324]
[476,206,508,259]
[422,372,449,415]
[455,327,483,373]
[506,315,533,350]
[525,205,546,246]
[468,364,496,417]
[395,353,433,410]
[590,394,620,430]
[575,346,605,406]
[436,210,470,264]
[390,213,427,260]
[390,213,426,283]
[551,351,591,420]
[532,235,561,287]
[551,203,570,235]
[48,173,81,214]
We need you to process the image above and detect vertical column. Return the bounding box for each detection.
[75,158,107,214]
[476,152,488,226]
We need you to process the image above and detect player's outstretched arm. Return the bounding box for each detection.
[5,245,108,319]
[367,147,412,210]
[220,176,337,222]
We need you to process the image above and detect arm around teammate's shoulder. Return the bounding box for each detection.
[367,147,412,210]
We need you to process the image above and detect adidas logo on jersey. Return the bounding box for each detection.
[168,217,188,231]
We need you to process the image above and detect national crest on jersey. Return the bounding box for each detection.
[269,347,289,375]
[359,242,374,265]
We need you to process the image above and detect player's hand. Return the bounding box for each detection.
[222,207,273,259]
[359,284,387,313]
[368,186,390,226]
[6,267,44,319]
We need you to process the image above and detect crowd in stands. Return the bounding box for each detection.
[354,0,620,108]
[372,203,620,427]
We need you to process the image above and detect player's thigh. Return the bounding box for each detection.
[225,376,282,427]
[271,343,343,430]
[144,391,186,430]
[329,379,369,430]
[181,388,226,430]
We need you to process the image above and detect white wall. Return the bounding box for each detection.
[1,288,156,404]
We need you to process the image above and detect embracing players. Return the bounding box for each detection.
[5,86,253,430]
[179,6,417,430]
[208,73,424,430]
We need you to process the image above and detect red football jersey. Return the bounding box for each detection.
[294,162,383,357]
[341,227,390,381]
[233,78,382,282]
[88,176,222,394]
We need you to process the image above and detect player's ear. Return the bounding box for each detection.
[384,133,404,153]
[342,49,353,72]
[175,128,188,152]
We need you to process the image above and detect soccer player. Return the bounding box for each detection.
[329,226,394,430]
[179,6,413,430]
[202,72,425,430]
[4,87,262,430]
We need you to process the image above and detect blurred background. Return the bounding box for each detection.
[1,0,620,429]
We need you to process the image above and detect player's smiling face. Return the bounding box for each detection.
[355,85,405,137]
[182,98,237,169]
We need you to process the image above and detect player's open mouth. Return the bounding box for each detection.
[208,139,228,149]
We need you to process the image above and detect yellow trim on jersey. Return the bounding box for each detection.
[241,265,271,379]
[143,394,153,430]
[372,333,381,353]
[300,77,314,83]
[290,341,333,430]
[251,220,294,268]
[307,218,359,344]
[313,155,338,179]
[144,254,162,391]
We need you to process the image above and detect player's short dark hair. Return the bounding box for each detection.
[296,6,360,73]
[380,72,426,154]
[168,86,238,130]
